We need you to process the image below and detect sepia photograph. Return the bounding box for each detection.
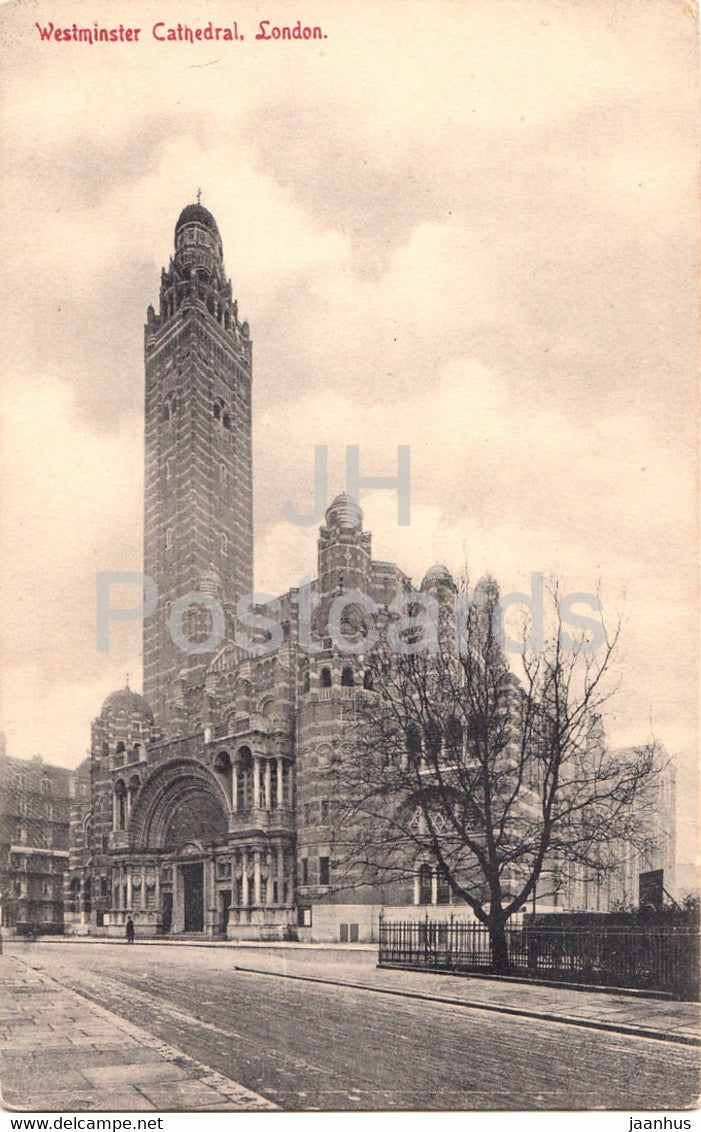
[0,0,699,1118]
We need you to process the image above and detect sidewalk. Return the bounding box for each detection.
[0,956,278,1112]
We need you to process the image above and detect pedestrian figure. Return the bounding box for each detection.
[125,915,135,944]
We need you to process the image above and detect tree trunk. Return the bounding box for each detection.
[489,920,510,975]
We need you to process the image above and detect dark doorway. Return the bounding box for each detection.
[161,891,173,934]
[182,863,204,932]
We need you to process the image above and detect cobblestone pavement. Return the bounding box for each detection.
[228,944,701,1043]
[29,937,701,1043]
[0,954,277,1112]
[3,942,699,1111]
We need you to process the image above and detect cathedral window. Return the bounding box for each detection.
[341,665,354,687]
[301,858,309,885]
[222,412,231,430]
[445,716,463,761]
[320,799,329,825]
[114,780,127,831]
[437,869,451,905]
[214,750,233,802]
[406,725,422,768]
[213,400,221,421]
[363,669,374,690]
[418,864,432,905]
[319,856,330,886]
[320,667,332,688]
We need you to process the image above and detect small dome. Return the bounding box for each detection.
[100,686,154,725]
[325,493,363,531]
[421,564,456,591]
[175,203,220,238]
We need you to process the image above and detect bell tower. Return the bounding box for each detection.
[143,201,253,733]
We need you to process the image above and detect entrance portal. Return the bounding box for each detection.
[182,863,204,932]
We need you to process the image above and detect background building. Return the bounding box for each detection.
[0,737,71,932]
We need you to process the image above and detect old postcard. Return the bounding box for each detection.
[0,0,699,1120]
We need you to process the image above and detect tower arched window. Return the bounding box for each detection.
[341,665,354,687]
[320,667,332,689]
[114,780,127,831]
[222,412,231,431]
[213,400,222,422]
[214,750,233,802]
[163,393,177,429]
[363,669,374,690]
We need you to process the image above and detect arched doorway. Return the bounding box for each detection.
[128,759,229,935]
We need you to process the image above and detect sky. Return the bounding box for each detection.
[0,0,698,861]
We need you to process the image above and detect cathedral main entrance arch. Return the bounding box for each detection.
[128,759,229,935]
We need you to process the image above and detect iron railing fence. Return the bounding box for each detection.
[379,917,700,999]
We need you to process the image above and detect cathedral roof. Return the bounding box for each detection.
[175,203,220,238]
[100,686,154,724]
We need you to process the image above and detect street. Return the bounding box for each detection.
[2,941,699,1111]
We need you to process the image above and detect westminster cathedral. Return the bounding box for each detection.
[66,202,676,941]
[67,202,436,941]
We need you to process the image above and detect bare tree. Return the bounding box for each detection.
[331,574,662,973]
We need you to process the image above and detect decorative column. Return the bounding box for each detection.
[141,866,147,909]
[413,873,420,906]
[205,856,216,939]
[253,757,261,810]
[241,850,249,907]
[277,848,285,905]
[112,791,118,830]
[430,868,438,906]
[264,760,271,811]
[126,868,133,911]
[232,762,238,812]
[276,759,284,809]
[253,850,261,906]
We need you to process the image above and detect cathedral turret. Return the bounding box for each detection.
[317,493,372,599]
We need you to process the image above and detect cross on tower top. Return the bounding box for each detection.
[196,188,202,205]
